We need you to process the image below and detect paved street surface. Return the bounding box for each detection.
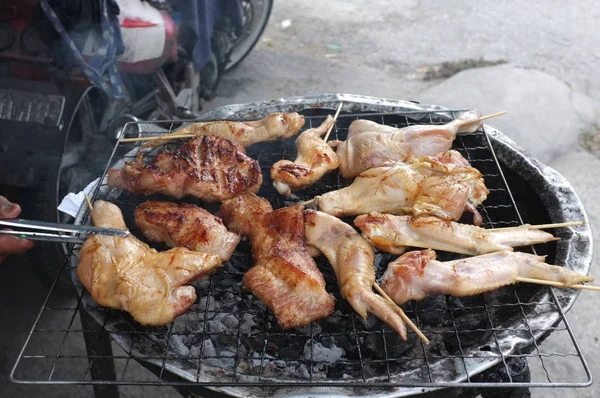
[2,1,599,397]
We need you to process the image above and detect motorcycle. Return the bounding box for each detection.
[0,0,272,285]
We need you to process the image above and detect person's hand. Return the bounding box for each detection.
[0,195,34,264]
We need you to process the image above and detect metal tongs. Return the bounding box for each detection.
[0,218,129,244]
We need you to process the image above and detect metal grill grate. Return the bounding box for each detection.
[11,108,592,392]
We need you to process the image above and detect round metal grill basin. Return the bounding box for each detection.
[62,94,593,397]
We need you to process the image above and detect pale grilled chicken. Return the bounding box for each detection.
[77,201,222,326]
[108,135,262,202]
[271,115,339,196]
[331,110,482,179]
[355,213,558,256]
[218,194,335,329]
[314,151,488,223]
[304,210,408,340]
[134,201,240,262]
[144,112,305,148]
[381,249,593,306]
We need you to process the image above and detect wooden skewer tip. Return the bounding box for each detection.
[478,111,507,122]
[84,194,94,211]
[121,133,196,143]
[373,283,430,344]
[300,199,315,206]
[323,102,344,142]
[515,277,600,291]
[494,221,584,231]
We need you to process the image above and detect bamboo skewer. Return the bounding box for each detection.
[478,111,507,122]
[300,199,315,206]
[494,221,584,231]
[515,277,600,291]
[120,133,197,143]
[84,194,94,211]
[323,102,344,143]
[373,283,430,344]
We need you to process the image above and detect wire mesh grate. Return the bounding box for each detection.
[11,108,592,391]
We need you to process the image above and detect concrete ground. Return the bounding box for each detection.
[2,1,599,397]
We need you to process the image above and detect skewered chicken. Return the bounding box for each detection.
[108,135,262,202]
[271,115,339,196]
[218,193,335,329]
[313,150,488,224]
[355,213,557,255]
[381,249,594,306]
[77,201,222,326]
[330,110,482,179]
[144,112,306,148]
[304,210,408,340]
[134,201,240,262]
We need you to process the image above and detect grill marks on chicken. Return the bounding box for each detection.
[271,115,339,196]
[381,249,593,306]
[314,150,488,223]
[304,210,408,340]
[355,213,558,256]
[331,110,482,179]
[134,201,240,262]
[108,135,262,202]
[143,112,306,148]
[77,201,222,326]
[219,194,335,329]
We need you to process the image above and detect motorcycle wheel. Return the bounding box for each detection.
[224,0,273,72]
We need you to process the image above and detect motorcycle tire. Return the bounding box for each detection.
[224,0,273,72]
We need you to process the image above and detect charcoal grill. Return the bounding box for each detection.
[11,94,594,397]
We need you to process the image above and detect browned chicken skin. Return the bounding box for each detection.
[271,115,339,196]
[108,135,262,202]
[143,112,306,148]
[134,201,240,262]
[355,213,557,256]
[381,249,594,306]
[77,201,222,326]
[314,150,488,224]
[304,210,408,340]
[218,194,335,329]
[331,110,482,179]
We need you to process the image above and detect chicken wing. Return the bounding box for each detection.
[144,112,305,148]
[304,210,407,340]
[271,115,339,196]
[331,110,482,179]
[381,249,593,306]
[77,201,222,326]
[134,201,240,262]
[218,194,335,329]
[108,135,262,202]
[314,151,488,223]
[355,213,558,256]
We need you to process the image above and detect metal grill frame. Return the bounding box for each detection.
[10,95,594,397]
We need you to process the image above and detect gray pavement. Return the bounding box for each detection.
[2,0,600,397]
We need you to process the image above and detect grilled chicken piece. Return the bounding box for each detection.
[381,249,593,306]
[143,112,305,148]
[108,135,262,202]
[77,201,222,326]
[331,110,482,179]
[134,201,240,262]
[304,210,408,340]
[218,194,335,329]
[355,213,558,256]
[271,115,339,196]
[314,150,488,223]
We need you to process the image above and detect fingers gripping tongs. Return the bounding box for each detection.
[0,219,129,244]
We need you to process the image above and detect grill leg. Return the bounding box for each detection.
[81,309,120,398]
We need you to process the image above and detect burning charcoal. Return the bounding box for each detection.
[195,278,211,290]
[169,335,190,358]
[202,339,217,358]
[241,335,263,352]
[198,296,217,312]
[414,295,447,325]
[304,341,344,363]
[203,358,224,368]
[221,314,239,330]
[206,320,227,334]
[240,313,258,334]
[221,348,236,358]
[275,360,286,368]
[298,363,310,379]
